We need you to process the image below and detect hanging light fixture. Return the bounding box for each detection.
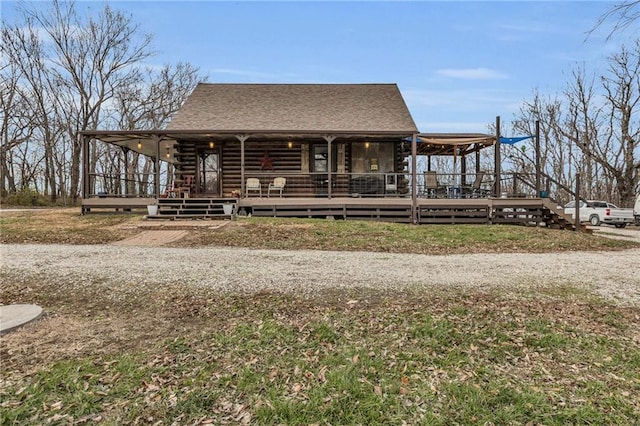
[209,140,215,149]
[287,141,293,149]
[137,140,142,150]
[365,141,370,149]
[166,147,171,159]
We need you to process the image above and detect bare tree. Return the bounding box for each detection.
[507,91,582,203]
[113,63,204,131]
[1,1,208,204]
[513,41,640,207]
[600,40,640,205]
[561,66,610,200]
[1,16,66,201]
[0,59,36,197]
[95,62,205,196]
[591,1,640,40]
[21,0,155,202]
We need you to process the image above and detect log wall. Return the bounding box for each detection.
[173,138,404,197]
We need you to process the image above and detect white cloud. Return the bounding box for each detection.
[436,68,508,80]
[403,88,514,110]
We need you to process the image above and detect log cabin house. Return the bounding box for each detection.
[81,83,573,228]
[164,83,418,198]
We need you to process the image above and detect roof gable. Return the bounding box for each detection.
[166,83,418,134]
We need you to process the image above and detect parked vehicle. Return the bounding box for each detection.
[634,194,640,226]
[563,200,635,228]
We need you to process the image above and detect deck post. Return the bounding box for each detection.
[494,116,501,196]
[411,133,417,224]
[574,172,581,231]
[121,146,131,197]
[461,152,467,186]
[82,134,89,201]
[324,135,336,199]
[535,119,541,196]
[153,134,161,198]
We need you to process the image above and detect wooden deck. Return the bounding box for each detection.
[82,195,586,230]
[81,197,156,214]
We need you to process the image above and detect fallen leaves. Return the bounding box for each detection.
[1,284,639,424]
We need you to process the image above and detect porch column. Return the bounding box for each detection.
[153,135,161,198]
[237,135,249,196]
[121,147,131,197]
[574,173,581,231]
[475,146,481,173]
[82,134,89,199]
[323,135,336,199]
[494,116,501,196]
[461,152,467,186]
[411,133,417,224]
[535,120,541,196]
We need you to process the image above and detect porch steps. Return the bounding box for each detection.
[148,198,237,220]
[540,199,591,232]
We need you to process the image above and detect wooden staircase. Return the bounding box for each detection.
[541,198,591,232]
[148,198,237,220]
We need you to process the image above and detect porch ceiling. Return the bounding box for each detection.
[88,132,179,161]
[81,129,416,161]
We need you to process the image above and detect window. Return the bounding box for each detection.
[564,200,586,209]
[311,144,337,173]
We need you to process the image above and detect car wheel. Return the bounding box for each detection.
[589,215,601,226]
[615,223,627,229]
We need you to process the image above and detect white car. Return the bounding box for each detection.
[563,199,635,228]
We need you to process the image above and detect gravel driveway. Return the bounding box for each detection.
[2,244,639,306]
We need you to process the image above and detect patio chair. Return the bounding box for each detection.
[267,177,286,197]
[160,184,175,198]
[463,171,491,198]
[385,173,397,194]
[423,171,444,198]
[174,175,194,198]
[246,178,262,197]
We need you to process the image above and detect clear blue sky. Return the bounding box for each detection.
[2,1,628,134]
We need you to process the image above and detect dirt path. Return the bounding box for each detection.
[587,225,640,242]
[2,243,639,306]
[110,230,188,246]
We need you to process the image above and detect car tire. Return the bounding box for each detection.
[589,215,601,226]
[614,223,627,229]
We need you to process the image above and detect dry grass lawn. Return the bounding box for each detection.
[1,208,639,424]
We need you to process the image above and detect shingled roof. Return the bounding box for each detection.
[166,83,418,134]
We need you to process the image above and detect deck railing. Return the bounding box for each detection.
[241,171,505,199]
[85,170,543,200]
[86,172,159,198]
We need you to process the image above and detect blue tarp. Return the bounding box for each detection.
[499,136,534,145]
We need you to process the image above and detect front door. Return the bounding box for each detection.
[198,150,220,195]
